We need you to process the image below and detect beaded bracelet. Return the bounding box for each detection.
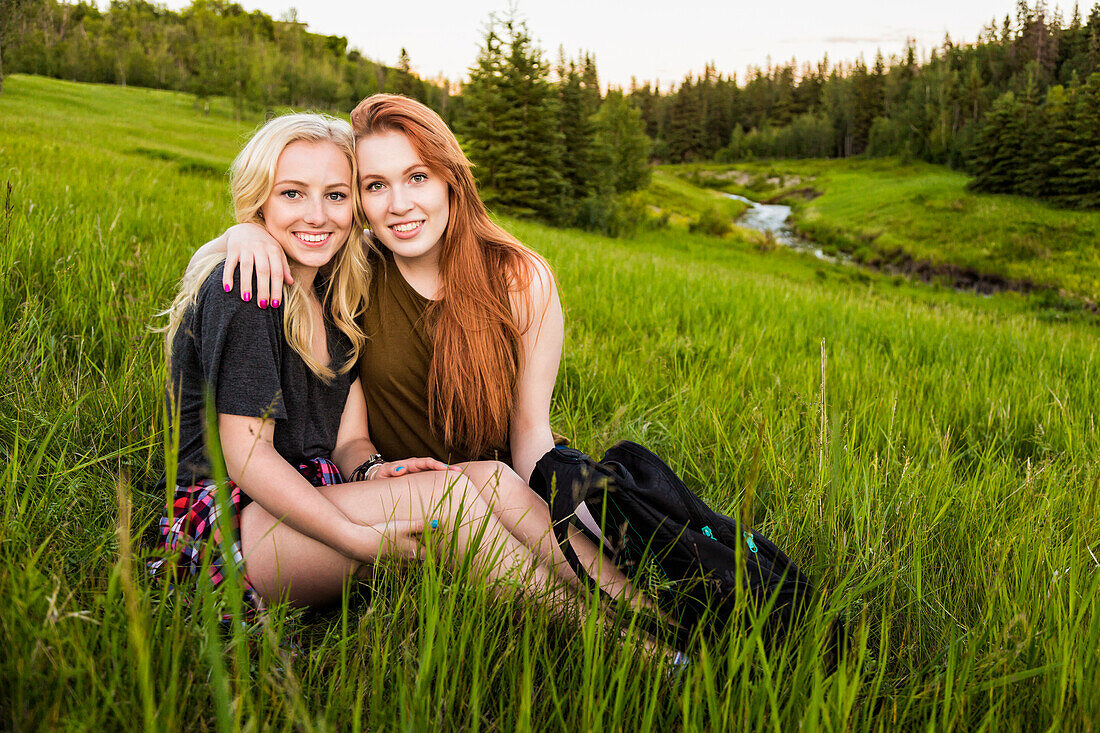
[350,454,384,482]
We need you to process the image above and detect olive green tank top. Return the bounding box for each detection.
[358,249,511,465]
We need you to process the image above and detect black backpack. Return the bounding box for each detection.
[531,441,814,648]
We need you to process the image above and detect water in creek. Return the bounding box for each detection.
[723,193,846,263]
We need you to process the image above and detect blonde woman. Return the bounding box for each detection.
[150,113,569,611]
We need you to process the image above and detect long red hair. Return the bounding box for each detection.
[350,94,541,457]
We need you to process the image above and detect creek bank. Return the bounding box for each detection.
[726,191,1096,310]
[722,193,843,263]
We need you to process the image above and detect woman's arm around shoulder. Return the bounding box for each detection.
[508,253,564,484]
[186,223,294,308]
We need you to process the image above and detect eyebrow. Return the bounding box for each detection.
[274,179,351,189]
[359,164,429,182]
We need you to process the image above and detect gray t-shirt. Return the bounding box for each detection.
[166,263,355,489]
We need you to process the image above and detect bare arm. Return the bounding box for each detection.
[219,412,380,562]
[508,255,564,484]
[186,223,294,307]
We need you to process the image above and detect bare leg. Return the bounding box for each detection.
[240,469,570,608]
[455,461,658,612]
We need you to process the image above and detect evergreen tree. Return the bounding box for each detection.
[591,90,651,193]
[556,53,598,211]
[970,91,1023,193]
[462,12,566,220]
[1076,72,1100,206]
[1048,82,1092,204]
[391,47,423,100]
[1,0,48,93]
[665,76,704,161]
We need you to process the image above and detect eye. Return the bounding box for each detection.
[363,181,384,192]
[410,172,428,184]
[281,189,302,199]
[326,191,348,201]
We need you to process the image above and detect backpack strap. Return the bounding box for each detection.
[534,447,685,646]
[547,465,608,596]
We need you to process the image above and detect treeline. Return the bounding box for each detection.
[1,1,648,230]
[461,14,650,233]
[0,0,455,118]
[970,73,1100,206]
[629,1,1100,206]
[12,1,1099,214]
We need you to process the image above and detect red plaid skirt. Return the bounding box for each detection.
[148,456,344,615]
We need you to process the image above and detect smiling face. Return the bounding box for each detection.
[260,139,354,275]
[357,131,450,269]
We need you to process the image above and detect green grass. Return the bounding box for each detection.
[666,158,1100,301]
[635,169,749,233]
[3,74,1100,729]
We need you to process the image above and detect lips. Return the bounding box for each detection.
[389,220,424,238]
[294,231,331,247]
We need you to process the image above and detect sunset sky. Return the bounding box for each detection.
[161,1,1067,88]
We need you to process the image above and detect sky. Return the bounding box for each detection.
[160,1,1061,89]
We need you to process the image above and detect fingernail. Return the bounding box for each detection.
[259,299,268,309]
[395,466,405,472]
[271,299,280,308]
[430,519,438,529]
[224,283,232,292]
[243,292,251,302]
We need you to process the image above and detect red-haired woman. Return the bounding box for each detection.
[190,94,638,602]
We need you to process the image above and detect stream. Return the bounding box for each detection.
[723,193,846,263]
[722,193,1058,302]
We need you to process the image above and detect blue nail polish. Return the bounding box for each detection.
[395,466,405,472]
[430,519,438,529]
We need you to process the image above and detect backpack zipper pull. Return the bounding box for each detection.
[743,531,758,554]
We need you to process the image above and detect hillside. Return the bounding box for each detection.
[2,75,1098,729]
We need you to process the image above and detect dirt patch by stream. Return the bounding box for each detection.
[837,246,1098,312]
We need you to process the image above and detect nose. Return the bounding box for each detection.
[389,184,412,215]
[303,196,326,226]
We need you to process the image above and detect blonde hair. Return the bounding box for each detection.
[163,113,371,380]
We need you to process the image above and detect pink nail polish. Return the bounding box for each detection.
[259,299,268,309]
[271,299,280,308]
[243,292,251,302]
[223,283,231,292]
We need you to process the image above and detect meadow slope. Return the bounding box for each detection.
[1,75,1098,730]
[672,158,1100,303]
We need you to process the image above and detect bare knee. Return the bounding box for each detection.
[435,474,493,522]
[458,461,538,506]
[458,460,514,488]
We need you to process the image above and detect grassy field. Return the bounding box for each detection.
[634,169,749,231]
[669,158,1100,303]
[3,74,1100,730]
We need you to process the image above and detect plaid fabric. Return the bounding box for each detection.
[148,456,345,617]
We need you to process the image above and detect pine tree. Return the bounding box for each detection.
[392,47,423,100]
[591,90,651,194]
[970,91,1022,192]
[665,76,705,161]
[462,12,566,221]
[1038,82,1082,202]
[556,52,599,213]
[1076,72,1100,206]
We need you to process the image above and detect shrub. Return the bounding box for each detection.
[688,206,732,236]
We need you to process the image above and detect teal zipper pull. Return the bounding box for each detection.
[701,525,716,540]
[743,531,758,554]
